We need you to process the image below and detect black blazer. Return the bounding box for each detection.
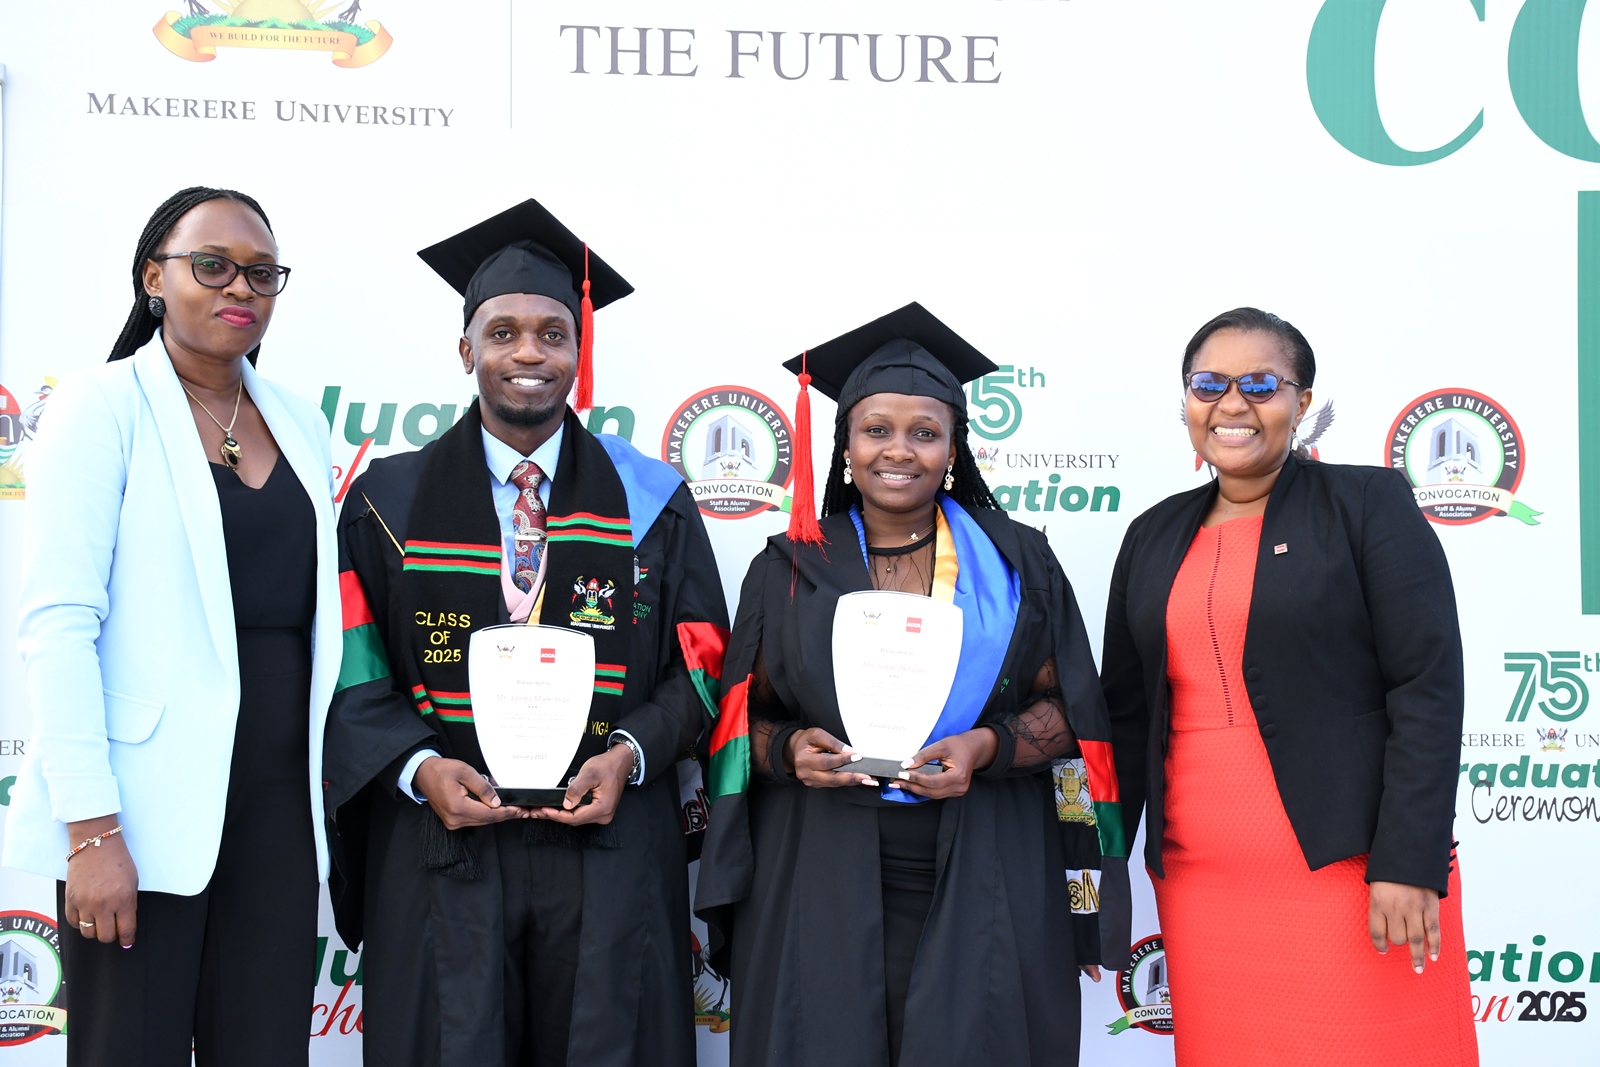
[1100,456,1463,894]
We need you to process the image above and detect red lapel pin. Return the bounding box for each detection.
[1274,543,1288,555]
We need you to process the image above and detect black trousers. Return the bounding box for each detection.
[58,630,319,1067]
[497,821,585,1067]
[879,801,943,1067]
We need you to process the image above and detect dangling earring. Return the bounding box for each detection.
[842,456,853,485]
[943,464,955,492]
[147,296,166,319]
[1290,427,1301,454]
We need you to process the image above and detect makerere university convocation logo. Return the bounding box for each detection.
[152,0,393,67]
[1108,934,1172,1036]
[0,912,65,1047]
[662,386,795,520]
[1385,388,1541,526]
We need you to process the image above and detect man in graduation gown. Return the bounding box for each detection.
[322,200,729,1067]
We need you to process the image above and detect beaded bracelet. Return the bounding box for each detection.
[65,825,123,862]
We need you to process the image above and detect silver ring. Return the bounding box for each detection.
[78,920,95,929]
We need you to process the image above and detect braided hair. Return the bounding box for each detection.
[108,186,275,363]
[820,401,999,517]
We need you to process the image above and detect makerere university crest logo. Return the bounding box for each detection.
[153,0,393,67]
[1385,388,1541,526]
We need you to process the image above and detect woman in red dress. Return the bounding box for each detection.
[1101,308,1478,1065]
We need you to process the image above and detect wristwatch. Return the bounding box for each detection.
[608,731,644,786]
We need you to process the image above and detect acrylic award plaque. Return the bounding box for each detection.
[831,590,964,778]
[468,624,596,807]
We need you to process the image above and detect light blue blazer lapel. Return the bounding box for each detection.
[131,336,236,675]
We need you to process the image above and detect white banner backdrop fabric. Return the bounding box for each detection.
[1,1,1596,1063]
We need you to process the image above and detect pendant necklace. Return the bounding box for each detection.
[868,520,936,587]
[184,379,244,471]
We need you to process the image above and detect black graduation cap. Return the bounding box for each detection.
[782,302,996,411]
[417,200,633,410]
[781,302,997,543]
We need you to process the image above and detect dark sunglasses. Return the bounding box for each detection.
[151,251,292,297]
[1185,370,1301,404]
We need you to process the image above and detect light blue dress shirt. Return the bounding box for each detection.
[401,421,644,800]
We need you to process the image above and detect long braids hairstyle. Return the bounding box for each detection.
[819,400,999,517]
[108,186,275,363]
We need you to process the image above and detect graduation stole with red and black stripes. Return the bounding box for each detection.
[394,405,634,779]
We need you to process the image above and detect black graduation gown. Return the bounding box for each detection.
[322,425,728,1067]
[695,509,1130,1067]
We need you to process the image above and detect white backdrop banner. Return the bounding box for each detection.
[0,1,1596,1063]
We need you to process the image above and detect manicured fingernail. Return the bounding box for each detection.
[849,754,862,763]
[122,945,132,951]
[885,781,900,789]
[1431,953,1439,961]
[861,778,879,786]
[1414,964,1424,974]
[898,771,911,780]
[900,760,914,769]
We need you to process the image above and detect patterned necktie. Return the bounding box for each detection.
[509,460,547,593]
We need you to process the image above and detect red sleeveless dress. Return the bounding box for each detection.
[1156,516,1478,1066]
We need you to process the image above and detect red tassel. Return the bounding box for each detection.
[574,244,595,413]
[786,351,825,544]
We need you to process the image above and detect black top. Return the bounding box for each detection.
[1099,455,1465,894]
[210,454,316,630]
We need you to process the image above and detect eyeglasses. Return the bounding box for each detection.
[151,251,292,297]
[1184,370,1301,404]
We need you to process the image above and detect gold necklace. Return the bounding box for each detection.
[868,521,936,582]
[183,380,244,470]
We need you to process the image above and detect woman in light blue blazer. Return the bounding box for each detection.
[4,187,341,1066]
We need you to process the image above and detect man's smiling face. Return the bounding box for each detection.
[461,292,578,434]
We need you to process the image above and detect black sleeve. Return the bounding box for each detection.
[1358,468,1465,893]
[612,486,731,785]
[321,476,439,813]
[979,546,1098,777]
[748,646,802,783]
[1100,521,1150,860]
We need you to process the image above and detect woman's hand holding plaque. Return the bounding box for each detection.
[830,590,964,779]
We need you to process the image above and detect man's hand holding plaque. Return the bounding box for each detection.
[468,624,598,808]
[831,590,964,780]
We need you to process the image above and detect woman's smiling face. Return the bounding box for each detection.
[1186,329,1312,479]
[845,392,957,516]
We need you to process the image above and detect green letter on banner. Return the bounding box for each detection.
[1306,0,1484,166]
[1580,193,1600,614]
[1509,0,1600,162]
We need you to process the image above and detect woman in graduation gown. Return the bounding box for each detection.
[695,303,1131,1067]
